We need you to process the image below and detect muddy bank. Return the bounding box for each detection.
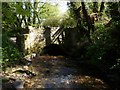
[2,56,111,89]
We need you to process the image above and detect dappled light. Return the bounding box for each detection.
[2,56,110,89]
[58,1,68,15]
[1,1,120,90]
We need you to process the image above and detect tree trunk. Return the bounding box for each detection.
[44,27,51,46]
[70,2,81,27]
[33,1,38,24]
[99,2,105,18]
[93,2,98,13]
[81,2,92,42]
[25,2,31,25]
[99,2,104,13]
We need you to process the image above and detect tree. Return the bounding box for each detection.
[81,2,94,42]
[93,2,98,13]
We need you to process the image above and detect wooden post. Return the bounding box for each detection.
[44,26,51,46]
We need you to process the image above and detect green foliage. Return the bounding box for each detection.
[2,33,23,70]
[86,20,120,71]
[42,16,61,27]
[2,3,16,30]
[2,2,29,31]
[39,3,59,19]
[59,12,77,28]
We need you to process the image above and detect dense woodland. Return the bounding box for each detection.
[1,1,120,89]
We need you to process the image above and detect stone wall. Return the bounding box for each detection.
[9,26,61,56]
[23,26,44,55]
